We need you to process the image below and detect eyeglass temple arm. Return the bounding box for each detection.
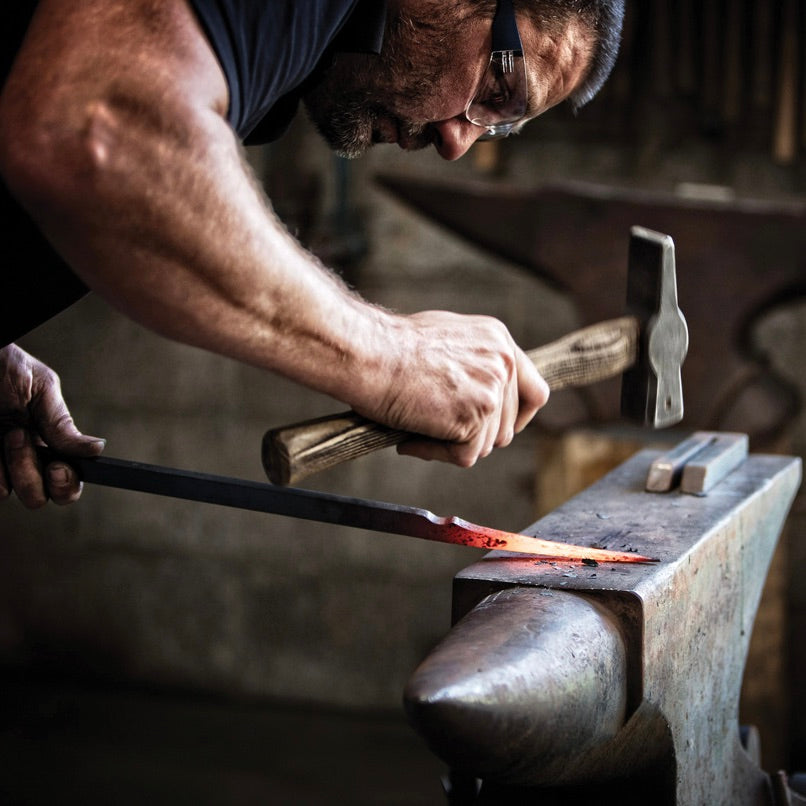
[492,0,524,54]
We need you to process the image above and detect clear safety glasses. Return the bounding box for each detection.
[464,0,529,140]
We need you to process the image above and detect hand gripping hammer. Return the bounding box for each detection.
[262,227,689,486]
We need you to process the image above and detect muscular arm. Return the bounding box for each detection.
[0,0,547,468]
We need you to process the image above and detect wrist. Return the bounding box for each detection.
[319,301,405,413]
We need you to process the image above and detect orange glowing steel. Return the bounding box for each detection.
[437,517,658,563]
[38,449,659,563]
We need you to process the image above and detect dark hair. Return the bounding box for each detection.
[562,0,626,110]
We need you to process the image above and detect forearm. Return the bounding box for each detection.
[37,116,388,403]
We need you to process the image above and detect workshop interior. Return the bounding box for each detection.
[2,2,806,804]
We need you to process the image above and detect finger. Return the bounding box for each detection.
[46,462,84,505]
[513,351,549,434]
[494,374,520,449]
[478,414,500,459]
[397,437,482,468]
[4,427,47,509]
[32,383,106,457]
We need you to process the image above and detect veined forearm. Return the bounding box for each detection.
[28,108,386,403]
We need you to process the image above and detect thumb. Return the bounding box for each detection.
[32,383,106,457]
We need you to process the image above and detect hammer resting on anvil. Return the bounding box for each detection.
[262,226,689,486]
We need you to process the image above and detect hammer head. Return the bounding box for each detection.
[621,226,688,428]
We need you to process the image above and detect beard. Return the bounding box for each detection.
[302,87,433,159]
[302,5,464,158]
[303,86,402,159]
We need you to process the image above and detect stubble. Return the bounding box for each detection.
[302,5,463,158]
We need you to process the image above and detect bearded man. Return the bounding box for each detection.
[0,0,624,508]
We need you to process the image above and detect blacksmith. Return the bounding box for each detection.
[0,0,624,507]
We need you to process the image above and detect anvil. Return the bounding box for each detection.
[404,436,802,804]
[376,176,806,444]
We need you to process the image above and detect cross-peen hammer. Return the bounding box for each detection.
[262,227,689,486]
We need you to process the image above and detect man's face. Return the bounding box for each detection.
[302,1,594,161]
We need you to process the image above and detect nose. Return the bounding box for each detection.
[430,117,487,160]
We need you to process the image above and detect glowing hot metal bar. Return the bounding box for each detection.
[427,516,656,562]
[37,449,656,563]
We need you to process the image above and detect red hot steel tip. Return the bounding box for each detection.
[437,517,659,564]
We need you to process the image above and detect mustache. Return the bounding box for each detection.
[398,119,436,151]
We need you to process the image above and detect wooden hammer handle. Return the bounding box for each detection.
[262,316,638,486]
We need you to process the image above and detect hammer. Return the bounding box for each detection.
[262,227,688,486]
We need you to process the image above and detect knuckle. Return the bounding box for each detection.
[50,411,77,434]
[3,372,33,412]
[25,495,49,510]
[492,354,517,393]
[531,375,550,408]
[452,389,502,444]
[4,428,28,454]
[452,413,484,445]
[477,391,498,419]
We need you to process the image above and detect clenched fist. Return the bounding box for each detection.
[350,310,549,467]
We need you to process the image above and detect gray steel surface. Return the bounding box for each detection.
[406,447,802,804]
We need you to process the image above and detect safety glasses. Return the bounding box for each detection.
[464,0,529,139]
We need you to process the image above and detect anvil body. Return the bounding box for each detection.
[405,447,802,804]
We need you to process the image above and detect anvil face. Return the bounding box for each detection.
[377,176,806,443]
[405,448,801,804]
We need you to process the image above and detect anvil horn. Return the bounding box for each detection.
[404,586,630,785]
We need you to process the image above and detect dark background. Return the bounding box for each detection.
[1,1,805,802]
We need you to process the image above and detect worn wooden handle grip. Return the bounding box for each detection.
[262,316,639,485]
